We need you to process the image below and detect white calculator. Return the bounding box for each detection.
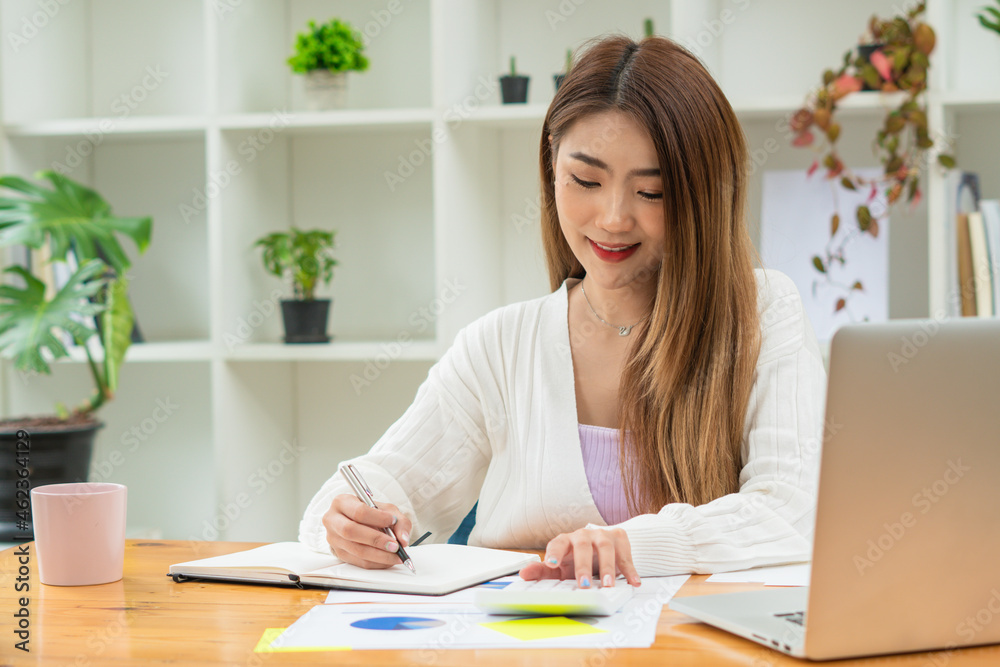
[474,578,635,616]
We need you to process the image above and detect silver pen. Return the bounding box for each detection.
[339,463,416,574]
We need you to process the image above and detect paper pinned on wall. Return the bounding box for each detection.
[760,169,889,342]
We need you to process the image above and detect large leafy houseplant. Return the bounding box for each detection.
[254,228,337,343]
[0,170,152,424]
[788,1,955,316]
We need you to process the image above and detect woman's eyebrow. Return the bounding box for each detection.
[569,151,660,178]
[570,151,609,170]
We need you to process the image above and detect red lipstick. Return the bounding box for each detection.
[588,239,639,263]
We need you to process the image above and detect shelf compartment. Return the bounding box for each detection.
[215,0,432,115]
[1,360,214,541]
[0,0,206,122]
[3,135,211,342]
[434,0,671,109]
[217,125,437,345]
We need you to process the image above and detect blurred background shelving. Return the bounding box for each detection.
[0,0,994,541]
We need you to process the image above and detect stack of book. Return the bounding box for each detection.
[948,172,1000,318]
[8,242,144,345]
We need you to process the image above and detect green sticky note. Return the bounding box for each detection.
[480,616,607,641]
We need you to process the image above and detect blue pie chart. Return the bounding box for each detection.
[350,616,446,631]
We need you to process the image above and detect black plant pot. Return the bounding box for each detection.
[0,420,102,541]
[553,74,566,93]
[499,75,530,104]
[857,43,885,91]
[281,299,331,344]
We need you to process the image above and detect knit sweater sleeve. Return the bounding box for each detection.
[610,270,827,576]
[298,321,497,554]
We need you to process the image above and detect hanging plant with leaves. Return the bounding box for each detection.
[788,1,955,316]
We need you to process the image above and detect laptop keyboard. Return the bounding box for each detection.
[774,611,805,626]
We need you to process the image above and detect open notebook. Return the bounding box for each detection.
[169,542,540,596]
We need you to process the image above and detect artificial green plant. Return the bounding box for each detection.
[287,18,369,74]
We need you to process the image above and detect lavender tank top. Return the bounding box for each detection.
[578,423,633,526]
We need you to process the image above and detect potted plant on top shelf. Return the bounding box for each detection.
[254,227,338,344]
[288,18,370,111]
[500,56,529,104]
[787,1,955,317]
[0,170,152,540]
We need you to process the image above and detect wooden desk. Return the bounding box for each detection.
[2,540,998,665]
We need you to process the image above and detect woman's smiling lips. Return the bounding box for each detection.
[588,238,640,263]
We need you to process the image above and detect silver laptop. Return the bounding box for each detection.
[670,318,1000,660]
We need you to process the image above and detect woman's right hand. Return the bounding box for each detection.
[323,494,413,569]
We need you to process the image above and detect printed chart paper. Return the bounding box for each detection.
[270,575,688,651]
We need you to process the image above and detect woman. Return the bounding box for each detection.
[299,35,826,589]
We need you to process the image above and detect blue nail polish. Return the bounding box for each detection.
[547,557,559,565]
[580,576,591,588]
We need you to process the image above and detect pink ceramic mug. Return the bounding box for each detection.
[30,482,127,586]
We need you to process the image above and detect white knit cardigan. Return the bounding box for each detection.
[299,269,827,576]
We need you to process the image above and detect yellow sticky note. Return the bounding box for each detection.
[253,627,350,652]
[480,616,607,641]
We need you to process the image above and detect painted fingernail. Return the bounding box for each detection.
[392,515,398,526]
[401,532,410,545]
[384,542,399,552]
[546,556,559,566]
[603,574,613,588]
[580,576,591,588]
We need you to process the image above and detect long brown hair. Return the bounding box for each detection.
[540,35,761,512]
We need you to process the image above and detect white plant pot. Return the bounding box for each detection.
[303,70,347,111]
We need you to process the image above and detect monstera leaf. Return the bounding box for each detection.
[0,170,151,275]
[98,271,134,397]
[0,260,107,375]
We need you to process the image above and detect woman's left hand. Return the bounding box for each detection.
[518,526,642,588]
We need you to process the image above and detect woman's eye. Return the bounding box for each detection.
[639,191,663,201]
[571,174,599,189]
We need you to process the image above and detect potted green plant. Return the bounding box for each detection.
[0,170,152,540]
[499,56,529,104]
[287,18,370,111]
[788,1,955,316]
[254,228,337,344]
[553,49,572,93]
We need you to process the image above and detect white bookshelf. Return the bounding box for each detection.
[1,0,996,541]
